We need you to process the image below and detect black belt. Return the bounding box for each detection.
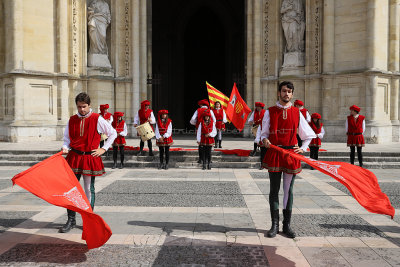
[70,148,92,155]
[216,120,223,122]
[278,145,296,149]
[347,133,362,136]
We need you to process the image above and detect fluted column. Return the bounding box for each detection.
[322,0,334,73]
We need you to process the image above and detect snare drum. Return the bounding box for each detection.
[136,122,155,142]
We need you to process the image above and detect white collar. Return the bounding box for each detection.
[276,101,292,109]
[353,114,359,119]
[77,109,93,118]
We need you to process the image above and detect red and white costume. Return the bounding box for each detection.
[260,101,316,174]
[309,113,325,147]
[62,110,117,176]
[156,110,173,146]
[294,100,311,123]
[190,99,216,128]
[346,105,365,147]
[248,102,266,143]
[197,110,217,146]
[212,107,227,130]
[99,104,113,124]
[112,112,127,147]
[133,100,156,134]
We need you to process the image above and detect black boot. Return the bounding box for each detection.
[164,163,169,170]
[282,209,296,238]
[250,143,257,156]
[266,209,279,238]
[198,146,203,163]
[219,140,222,148]
[59,210,76,233]
[148,140,154,156]
[139,141,144,155]
[112,147,118,169]
[119,150,124,169]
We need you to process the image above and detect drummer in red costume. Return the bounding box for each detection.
[197,109,217,170]
[294,100,311,147]
[248,102,266,156]
[261,81,316,239]
[346,105,365,167]
[99,104,113,148]
[60,92,117,233]
[112,112,127,169]
[190,99,216,163]
[155,110,173,170]
[133,100,156,156]
[212,101,227,148]
[309,113,325,163]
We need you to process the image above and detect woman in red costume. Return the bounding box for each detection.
[155,110,173,170]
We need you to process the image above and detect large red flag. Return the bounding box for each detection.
[225,83,251,131]
[12,152,112,249]
[269,145,395,218]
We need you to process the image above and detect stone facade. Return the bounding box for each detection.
[0,0,399,143]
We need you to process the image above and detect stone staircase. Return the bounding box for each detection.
[0,149,399,169]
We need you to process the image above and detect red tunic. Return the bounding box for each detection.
[200,121,215,146]
[262,106,301,174]
[212,108,225,130]
[156,119,174,146]
[112,120,126,146]
[253,109,266,126]
[309,121,323,147]
[347,115,365,147]
[101,112,112,121]
[66,113,105,176]
[195,108,205,128]
[300,108,308,120]
[137,109,154,136]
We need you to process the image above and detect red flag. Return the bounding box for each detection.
[269,145,395,218]
[226,83,251,131]
[12,152,112,249]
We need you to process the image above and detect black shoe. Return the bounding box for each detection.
[197,159,202,164]
[266,210,279,238]
[149,151,154,157]
[139,150,144,156]
[119,162,124,169]
[207,163,211,170]
[219,141,222,148]
[164,163,169,170]
[112,162,117,169]
[59,217,76,233]
[250,150,256,157]
[202,164,206,170]
[282,209,296,238]
[158,163,163,170]
[259,165,263,170]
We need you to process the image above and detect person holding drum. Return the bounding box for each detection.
[134,100,156,156]
[248,102,266,156]
[197,109,217,170]
[212,101,227,148]
[112,112,127,169]
[155,110,173,170]
[99,104,113,148]
[190,99,216,164]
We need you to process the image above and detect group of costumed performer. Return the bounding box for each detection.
[190,99,216,163]
[248,102,266,156]
[61,93,117,233]
[212,101,227,148]
[196,109,217,170]
[111,112,127,169]
[155,110,173,170]
[134,100,156,156]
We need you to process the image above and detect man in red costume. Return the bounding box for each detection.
[155,110,173,170]
[261,81,316,239]
[346,105,365,167]
[248,102,266,156]
[99,104,113,148]
[112,112,128,169]
[294,99,311,147]
[60,92,117,233]
[133,100,156,156]
[190,99,216,163]
[197,109,217,170]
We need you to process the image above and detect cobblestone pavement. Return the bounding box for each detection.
[0,166,399,266]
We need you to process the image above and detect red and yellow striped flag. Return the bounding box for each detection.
[206,82,229,109]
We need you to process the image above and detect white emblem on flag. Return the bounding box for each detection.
[230,95,237,106]
[54,186,90,210]
[308,159,345,181]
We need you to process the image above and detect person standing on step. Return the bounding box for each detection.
[212,101,227,148]
[111,112,127,169]
[255,123,267,170]
[190,99,216,163]
[261,81,316,239]
[99,104,113,148]
[60,92,117,233]
[248,102,266,156]
[346,105,365,168]
[133,100,156,156]
[294,99,311,148]
[309,113,325,169]
[197,109,217,170]
[155,110,173,170]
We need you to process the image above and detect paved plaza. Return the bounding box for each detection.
[0,160,399,266]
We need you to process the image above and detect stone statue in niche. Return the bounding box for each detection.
[87,0,112,68]
[281,0,305,68]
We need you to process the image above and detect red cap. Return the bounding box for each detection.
[158,109,169,116]
[311,113,321,119]
[198,99,210,107]
[255,102,265,108]
[294,100,304,106]
[113,112,124,118]
[100,104,109,110]
[350,105,361,112]
[141,100,150,106]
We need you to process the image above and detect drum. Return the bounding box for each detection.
[251,125,259,137]
[136,122,155,142]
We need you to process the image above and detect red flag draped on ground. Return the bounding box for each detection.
[12,152,112,249]
[269,145,395,218]
[206,82,230,109]
[225,83,251,132]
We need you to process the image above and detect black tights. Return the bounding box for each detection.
[201,145,212,164]
[260,147,267,164]
[140,140,153,151]
[113,146,125,163]
[309,146,319,160]
[350,146,363,167]
[159,146,170,164]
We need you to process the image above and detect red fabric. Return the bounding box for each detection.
[263,106,301,174]
[198,99,210,107]
[112,120,126,146]
[215,149,252,157]
[67,113,104,176]
[255,102,265,108]
[212,108,226,130]
[270,145,395,218]
[226,83,251,132]
[300,108,308,120]
[253,109,266,126]
[310,121,323,147]
[347,115,365,146]
[195,108,205,128]
[200,120,214,146]
[12,152,112,249]
[294,100,304,106]
[311,113,321,119]
[139,101,152,124]
[101,113,112,121]
[156,118,173,146]
[350,105,361,112]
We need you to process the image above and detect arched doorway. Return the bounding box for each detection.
[152,0,245,130]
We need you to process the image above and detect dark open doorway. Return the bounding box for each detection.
[152,0,245,130]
